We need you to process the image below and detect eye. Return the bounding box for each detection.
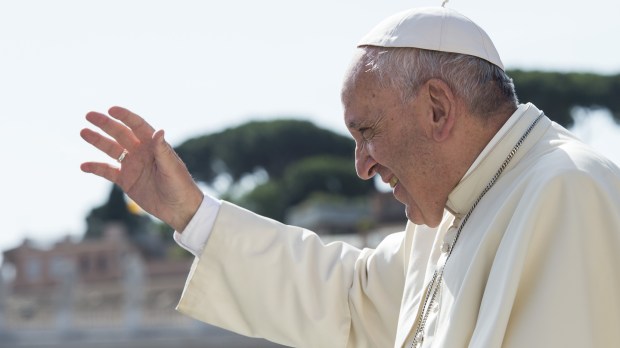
[360,127,374,141]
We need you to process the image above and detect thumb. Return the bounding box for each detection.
[153,129,186,172]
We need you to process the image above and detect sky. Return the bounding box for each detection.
[1,0,619,254]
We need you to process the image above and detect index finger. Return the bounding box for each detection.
[108,106,156,142]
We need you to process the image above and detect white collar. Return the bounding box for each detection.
[462,103,530,178]
[446,103,549,216]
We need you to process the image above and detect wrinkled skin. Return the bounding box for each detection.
[341,52,508,227]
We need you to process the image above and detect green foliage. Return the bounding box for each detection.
[84,185,166,259]
[236,181,288,220]
[175,119,355,185]
[234,156,374,221]
[175,119,375,221]
[282,156,374,207]
[508,70,620,127]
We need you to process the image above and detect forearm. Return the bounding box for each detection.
[177,201,406,348]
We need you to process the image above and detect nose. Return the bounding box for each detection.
[355,144,377,180]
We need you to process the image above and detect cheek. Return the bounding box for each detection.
[368,142,393,168]
[400,129,433,173]
[387,137,417,173]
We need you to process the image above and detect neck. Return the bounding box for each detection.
[448,105,515,189]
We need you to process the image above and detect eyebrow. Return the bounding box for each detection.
[346,119,363,130]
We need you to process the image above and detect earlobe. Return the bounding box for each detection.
[427,79,455,142]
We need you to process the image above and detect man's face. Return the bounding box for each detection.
[342,69,440,226]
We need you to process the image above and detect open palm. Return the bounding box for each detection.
[80,106,203,231]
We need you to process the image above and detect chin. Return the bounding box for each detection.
[405,205,441,228]
[404,206,423,225]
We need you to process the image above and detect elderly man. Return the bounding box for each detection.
[81,7,620,348]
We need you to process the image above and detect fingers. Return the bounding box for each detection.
[108,106,156,143]
[80,128,126,162]
[85,111,139,151]
[80,162,120,184]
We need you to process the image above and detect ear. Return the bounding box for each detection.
[426,79,455,142]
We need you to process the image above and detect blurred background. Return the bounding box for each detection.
[1,0,619,347]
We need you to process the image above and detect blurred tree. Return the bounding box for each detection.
[84,185,164,258]
[236,156,375,221]
[85,185,144,238]
[282,156,374,207]
[509,70,620,127]
[236,181,288,221]
[175,119,375,221]
[175,119,355,185]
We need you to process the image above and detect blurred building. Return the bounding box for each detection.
[286,192,407,238]
[1,222,192,331]
[5,223,131,290]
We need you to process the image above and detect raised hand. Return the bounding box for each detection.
[80,106,203,232]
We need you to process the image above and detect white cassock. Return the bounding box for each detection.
[176,103,620,347]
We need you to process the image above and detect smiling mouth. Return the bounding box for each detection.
[389,177,399,188]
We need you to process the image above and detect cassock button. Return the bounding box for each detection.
[440,242,452,254]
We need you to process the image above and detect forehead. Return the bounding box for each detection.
[342,72,379,127]
[342,65,401,129]
[342,71,376,103]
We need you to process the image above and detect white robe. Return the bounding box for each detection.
[177,103,620,347]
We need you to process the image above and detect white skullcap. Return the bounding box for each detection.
[358,7,504,70]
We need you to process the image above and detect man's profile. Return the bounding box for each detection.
[81,6,620,348]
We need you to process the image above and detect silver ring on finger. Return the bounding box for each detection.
[117,149,129,163]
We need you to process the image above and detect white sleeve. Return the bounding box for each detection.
[172,193,222,256]
[177,201,408,348]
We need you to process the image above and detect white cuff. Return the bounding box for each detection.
[173,193,222,257]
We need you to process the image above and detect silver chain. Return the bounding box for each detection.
[409,112,544,348]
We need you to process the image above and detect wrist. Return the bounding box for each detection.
[172,190,204,232]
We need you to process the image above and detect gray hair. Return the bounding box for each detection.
[359,46,518,118]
